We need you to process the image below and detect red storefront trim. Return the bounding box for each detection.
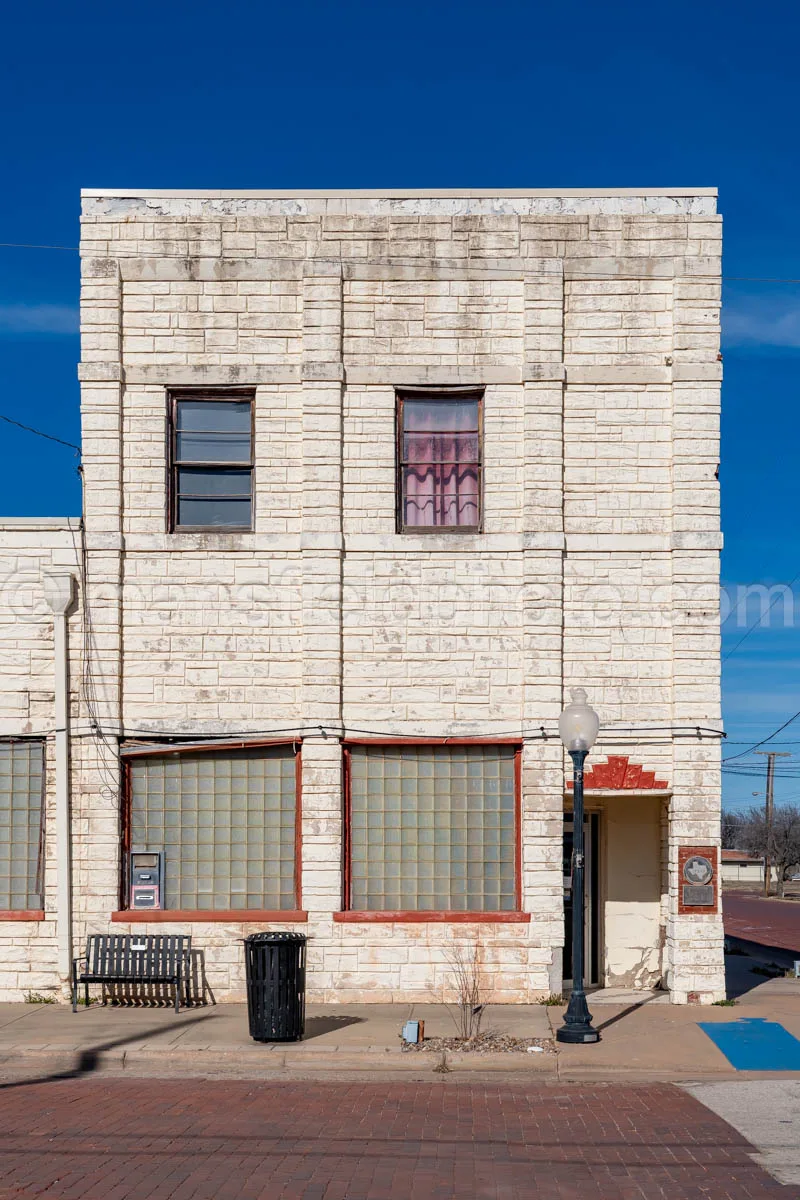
[112,910,308,923]
[341,739,524,914]
[119,739,304,914]
[333,911,530,924]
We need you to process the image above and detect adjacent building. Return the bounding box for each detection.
[0,188,726,1004]
[720,849,770,885]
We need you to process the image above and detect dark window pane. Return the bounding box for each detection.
[177,497,251,528]
[176,400,251,434]
[171,398,253,531]
[176,431,251,463]
[403,400,478,432]
[177,467,251,498]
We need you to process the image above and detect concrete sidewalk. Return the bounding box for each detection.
[0,1000,555,1079]
[2,974,800,1083]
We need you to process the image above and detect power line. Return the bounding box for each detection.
[3,238,800,287]
[724,739,800,746]
[722,760,800,773]
[0,242,79,251]
[723,276,800,284]
[723,764,800,774]
[722,707,800,764]
[722,571,800,664]
[722,796,800,813]
[0,413,81,453]
[91,721,723,743]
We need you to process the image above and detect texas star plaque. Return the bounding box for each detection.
[683,855,713,885]
[678,848,717,912]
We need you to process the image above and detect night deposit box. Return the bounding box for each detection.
[129,851,164,910]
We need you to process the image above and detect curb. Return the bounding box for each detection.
[0,1045,560,1076]
[5,1046,800,1084]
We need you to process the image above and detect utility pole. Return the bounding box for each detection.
[754,751,791,896]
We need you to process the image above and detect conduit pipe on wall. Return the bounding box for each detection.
[42,572,77,981]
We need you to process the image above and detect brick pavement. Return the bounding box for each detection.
[0,1078,794,1199]
[724,894,800,955]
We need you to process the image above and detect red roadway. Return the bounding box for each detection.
[723,891,800,954]
[0,1078,792,1199]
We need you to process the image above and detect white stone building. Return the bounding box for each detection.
[0,188,726,1004]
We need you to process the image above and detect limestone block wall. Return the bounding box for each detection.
[342,279,524,369]
[121,550,303,728]
[2,188,724,1004]
[341,550,525,728]
[121,279,303,368]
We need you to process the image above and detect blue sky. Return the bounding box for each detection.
[1,0,798,807]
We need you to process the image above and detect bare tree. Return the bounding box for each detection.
[738,804,800,898]
[441,937,490,1041]
[721,809,747,850]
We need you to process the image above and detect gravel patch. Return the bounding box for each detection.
[401,1032,555,1055]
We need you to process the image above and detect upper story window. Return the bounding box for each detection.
[397,392,482,532]
[169,391,254,532]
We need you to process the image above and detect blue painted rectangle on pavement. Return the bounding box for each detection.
[699,1018,800,1071]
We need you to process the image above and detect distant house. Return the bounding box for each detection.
[721,849,767,884]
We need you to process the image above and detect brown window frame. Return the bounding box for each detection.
[395,389,484,534]
[117,738,305,921]
[167,388,255,533]
[339,739,525,922]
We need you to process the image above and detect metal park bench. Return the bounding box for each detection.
[72,934,192,1013]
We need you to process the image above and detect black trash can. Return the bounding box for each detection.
[244,932,306,1042]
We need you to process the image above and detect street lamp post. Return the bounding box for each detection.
[557,688,600,1045]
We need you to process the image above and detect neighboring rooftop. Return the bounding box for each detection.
[0,518,79,530]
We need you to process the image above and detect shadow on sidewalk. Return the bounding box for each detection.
[0,1012,216,1093]
[303,1014,364,1040]
[593,998,656,1033]
[725,937,798,999]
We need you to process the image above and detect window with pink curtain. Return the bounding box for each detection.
[399,395,481,530]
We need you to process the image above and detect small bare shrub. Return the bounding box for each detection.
[441,937,490,1041]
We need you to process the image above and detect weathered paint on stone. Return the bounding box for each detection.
[0,191,724,1003]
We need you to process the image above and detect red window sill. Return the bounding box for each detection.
[111,910,308,923]
[333,911,530,924]
[0,910,45,922]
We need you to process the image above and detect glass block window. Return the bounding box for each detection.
[398,394,482,530]
[170,392,253,531]
[129,745,297,911]
[348,745,517,911]
[0,740,45,911]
